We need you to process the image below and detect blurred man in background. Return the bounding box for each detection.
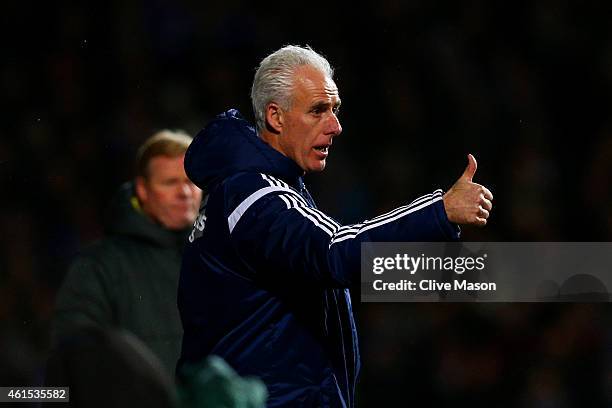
[177,45,493,407]
[52,130,201,374]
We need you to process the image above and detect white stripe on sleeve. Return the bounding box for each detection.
[329,191,443,246]
[228,186,297,233]
[294,207,334,237]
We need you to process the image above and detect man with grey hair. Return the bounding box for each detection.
[178,45,493,407]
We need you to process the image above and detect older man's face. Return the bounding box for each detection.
[136,154,201,230]
[278,65,342,173]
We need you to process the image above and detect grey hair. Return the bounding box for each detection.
[250,45,334,131]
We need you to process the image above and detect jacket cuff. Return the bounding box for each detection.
[432,196,461,241]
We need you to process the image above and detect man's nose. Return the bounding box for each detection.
[178,182,193,198]
[326,113,342,136]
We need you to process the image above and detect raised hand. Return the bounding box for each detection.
[443,154,493,226]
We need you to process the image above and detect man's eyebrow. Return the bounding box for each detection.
[310,99,342,110]
[309,101,330,110]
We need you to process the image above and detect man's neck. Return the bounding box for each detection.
[258,129,282,155]
[258,128,306,177]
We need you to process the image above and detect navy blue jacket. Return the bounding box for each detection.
[178,109,460,407]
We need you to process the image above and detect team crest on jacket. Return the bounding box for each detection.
[189,195,208,243]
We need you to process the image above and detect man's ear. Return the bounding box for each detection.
[265,103,283,134]
[135,176,147,204]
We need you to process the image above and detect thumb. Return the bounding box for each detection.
[461,153,477,182]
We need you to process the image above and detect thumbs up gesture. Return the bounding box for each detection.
[443,154,493,226]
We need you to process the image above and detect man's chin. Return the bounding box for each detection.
[161,216,197,231]
[306,160,326,173]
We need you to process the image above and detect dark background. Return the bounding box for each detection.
[2,0,612,406]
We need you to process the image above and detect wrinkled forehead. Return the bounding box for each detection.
[144,153,186,178]
[292,65,339,99]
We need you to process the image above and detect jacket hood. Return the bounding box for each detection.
[105,182,189,248]
[185,109,304,191]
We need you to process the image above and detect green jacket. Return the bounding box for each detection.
[52,182,188,374]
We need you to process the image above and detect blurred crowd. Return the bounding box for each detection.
[2,0,612,406]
